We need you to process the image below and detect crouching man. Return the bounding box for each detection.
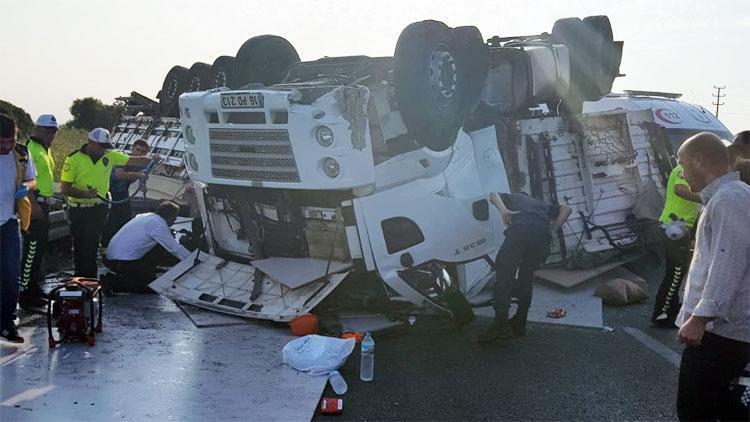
[103,201,190,292]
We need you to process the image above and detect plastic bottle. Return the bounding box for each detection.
[328,370,348,395]
[360,332,374,381]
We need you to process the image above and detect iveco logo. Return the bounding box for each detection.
[453,237,487,255]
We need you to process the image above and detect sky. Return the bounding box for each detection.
[1,0,748,133]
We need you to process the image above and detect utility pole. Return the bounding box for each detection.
[712,85,726,118]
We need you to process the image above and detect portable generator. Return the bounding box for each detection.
[47,277,103,348]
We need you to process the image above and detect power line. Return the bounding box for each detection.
[712,85,726,118]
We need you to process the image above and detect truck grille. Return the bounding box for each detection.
[208,128,300,182]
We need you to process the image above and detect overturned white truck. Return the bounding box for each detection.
[152,16,639,321]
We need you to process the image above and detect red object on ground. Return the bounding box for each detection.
[320,398,343,415]
[341,331,363,343]
[547,308,566,318]
[289,313,319,336]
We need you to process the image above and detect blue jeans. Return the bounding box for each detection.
[1,218,21,329]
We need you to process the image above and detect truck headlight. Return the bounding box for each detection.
[316,126,334,147]
[186,152,199,171]
[322,157,340,178]
[184,125,195,145]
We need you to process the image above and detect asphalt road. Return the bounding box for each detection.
[315,252,685,421]
[25,240,685,421]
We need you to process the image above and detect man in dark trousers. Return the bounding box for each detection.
[0,113,36,343]
[104,201,190,292]
[674,132,750,421]
[60,128,156,278]
[478,192,571,343]
[101,139,150,246]
[19,114,59,310]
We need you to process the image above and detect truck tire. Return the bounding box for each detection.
[158,65,189,117]
[582,15,617,96]
[552,16,615,106]
[452,26,489,114]
[232,35,300,89]
[210,56,235,89]
[187,62,212,92]
[394,20,466,151]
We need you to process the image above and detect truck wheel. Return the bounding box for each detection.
[188,62,212,92]
[158,65,190,117]
[394,20,466,151]
[232,35,300,89]
[582,15,617,96]
[210,56,235,89]
[552,16,615,105]
[452,26,489,114]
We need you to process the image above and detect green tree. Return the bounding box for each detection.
[0,99,34,141]
[68,97,125,131]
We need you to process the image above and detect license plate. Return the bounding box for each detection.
[221,93,264,108]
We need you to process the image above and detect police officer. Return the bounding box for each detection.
[60,128,156,278]
[651,164,701,328]
[19,114,58,310]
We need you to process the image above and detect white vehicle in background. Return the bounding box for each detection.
[585,90,733,149]
[151,16,639,322]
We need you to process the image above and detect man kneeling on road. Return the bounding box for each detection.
[103,201,190,292]
[479,192,571,343]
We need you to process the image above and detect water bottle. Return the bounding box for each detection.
[360,332,374,381]
[328,370,348,395]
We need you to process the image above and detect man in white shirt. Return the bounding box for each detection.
[104,201,190,292]
[1,113,36,343]
[674,132,750,421]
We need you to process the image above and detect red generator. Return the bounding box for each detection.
[47,277,103,347]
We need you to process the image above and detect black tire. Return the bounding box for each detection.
[158,65,189,117]
[394,20,465,151]
[187,62,212,92]
[582,15,618,96]
[452,26,489,114]
[552,16,616,106]
[210,56,235,89]
[231,35,300,89]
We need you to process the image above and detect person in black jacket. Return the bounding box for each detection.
[478,192,571,344]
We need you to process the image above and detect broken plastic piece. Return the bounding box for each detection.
[547,308,566,318]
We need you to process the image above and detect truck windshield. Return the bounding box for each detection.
[665,128,733,155]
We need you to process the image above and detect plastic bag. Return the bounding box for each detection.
[282,334,356,376]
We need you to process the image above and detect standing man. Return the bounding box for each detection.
[60,128,155,278]
[101,139,150,246]
[674,132,750,421]
[733,130,750,159]
[478,192,571,343]
[0,113,36,343]
[19,114,59,310]
[650,164,702,328]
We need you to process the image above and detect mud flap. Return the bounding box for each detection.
[149,251,350,322]
[442,286,475,326]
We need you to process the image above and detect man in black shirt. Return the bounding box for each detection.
[479,192,571,343]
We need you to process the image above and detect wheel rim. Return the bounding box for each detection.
[428,44,457,106]
[214,69,228,88]
[189,76,201,92]
[166,78,179,101]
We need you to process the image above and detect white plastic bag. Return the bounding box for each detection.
[282,335,356,376]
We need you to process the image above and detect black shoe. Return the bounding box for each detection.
[0,325,24,344]
[651,319,677,329]
[509,316,526,337]
[478,320,513,344]
[19,293,49,312]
